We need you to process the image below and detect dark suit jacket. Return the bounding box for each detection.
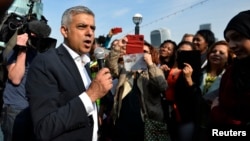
[26,45,93,141]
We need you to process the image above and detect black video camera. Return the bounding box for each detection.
[0,0,56,53]
[0,12,56,52]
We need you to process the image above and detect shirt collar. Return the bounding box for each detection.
[63,43,90,65]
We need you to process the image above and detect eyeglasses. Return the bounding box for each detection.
[143,50,150,54]
[121,39,127,44]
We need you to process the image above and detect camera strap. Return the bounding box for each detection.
[0,14,11,49]
[2,29,18,64]
[0,14,18,64]
[0,14,11,32]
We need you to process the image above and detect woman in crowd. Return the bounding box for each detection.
[165,41,201,141]
[197,40,234,140]
[106,37,168,141]
[210,10,250,140]
[193,29,215,69]
[159,40,177,78]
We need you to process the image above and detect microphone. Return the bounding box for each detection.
[94,47,105,70]
[28,20,51,38]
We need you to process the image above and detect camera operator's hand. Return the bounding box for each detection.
[8,33,28,85]
[86,68,113,102]
[16,33,28,47]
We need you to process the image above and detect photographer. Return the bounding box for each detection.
[0,18,52,141]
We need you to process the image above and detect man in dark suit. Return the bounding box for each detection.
[26,6,113,141]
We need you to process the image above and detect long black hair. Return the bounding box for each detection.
[159,40,177,68]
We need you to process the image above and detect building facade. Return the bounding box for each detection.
[150,28,171,48]
[8,0,43,19]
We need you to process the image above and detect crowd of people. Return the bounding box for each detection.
[0,1,250,141]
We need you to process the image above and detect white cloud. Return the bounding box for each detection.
[112,8,130,18]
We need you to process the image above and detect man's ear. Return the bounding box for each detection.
[60,26,68,38]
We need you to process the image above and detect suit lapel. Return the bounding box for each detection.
[56,45,86,92]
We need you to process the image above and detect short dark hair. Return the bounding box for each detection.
[177,41,195,51]
[196,29,215,47]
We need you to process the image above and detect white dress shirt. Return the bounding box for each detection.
[63,44,98,141]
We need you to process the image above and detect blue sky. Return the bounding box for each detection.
[41,0,250,47]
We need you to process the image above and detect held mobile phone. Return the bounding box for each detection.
[111,27,122,34]
[177,50,201,69]
[125,34,144,54]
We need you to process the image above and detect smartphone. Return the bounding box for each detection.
[125,34,144,54]
[177,50,201,70]
[111,27,122,34]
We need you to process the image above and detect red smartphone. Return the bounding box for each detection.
[125,34,144,54]
[111,27,122,34]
